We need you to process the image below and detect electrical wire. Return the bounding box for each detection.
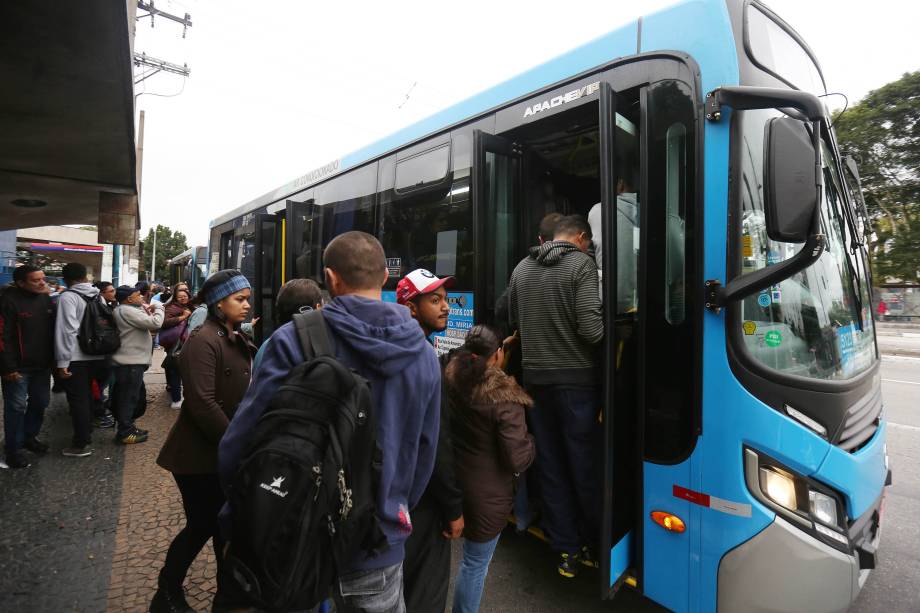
[821,92,849,129]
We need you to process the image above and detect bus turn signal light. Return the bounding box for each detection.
[651,511,686,533]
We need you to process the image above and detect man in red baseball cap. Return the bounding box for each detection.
[396,268,455,338]
[397,267,464,612]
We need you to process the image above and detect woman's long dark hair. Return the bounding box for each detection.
[448,324,502,399]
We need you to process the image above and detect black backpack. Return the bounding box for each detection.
[226,310,386,611]
[69,291,120,355]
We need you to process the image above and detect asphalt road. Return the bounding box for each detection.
[851,354,920,613]
[470,354,920,612]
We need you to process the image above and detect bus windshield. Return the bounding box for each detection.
[736,109,876,381]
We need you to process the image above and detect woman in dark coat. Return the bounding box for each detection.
[446,324,535,613]
[160,285,193,408]
[151,270,254,613]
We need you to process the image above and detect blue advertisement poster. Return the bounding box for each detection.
[837,323,856,376]
[381,291,475,356]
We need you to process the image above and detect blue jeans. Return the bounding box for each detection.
[526,385,602,554]
[2,370,51,455]
[112,364,145,437]
[513,475,534,532]
[452,535,500,613]
[335,563,405,613]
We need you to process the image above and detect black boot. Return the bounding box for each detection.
[150,575,193,613]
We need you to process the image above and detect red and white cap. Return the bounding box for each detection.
[396,268,455,305]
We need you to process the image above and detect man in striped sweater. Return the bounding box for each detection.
[508,213,604,578]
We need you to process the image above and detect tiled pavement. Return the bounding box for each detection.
[0,352,218,612]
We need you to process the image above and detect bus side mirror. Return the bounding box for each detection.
[763,117,818,243]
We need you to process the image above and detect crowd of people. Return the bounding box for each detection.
[0,264,204,466]
[1,210,605,613]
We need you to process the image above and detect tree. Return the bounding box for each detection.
[835,71,920,283]
[140,225,189,282]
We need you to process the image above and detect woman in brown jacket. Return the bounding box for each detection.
[151,270,254,613]
[161,284,193,409]
[446,324,535,613]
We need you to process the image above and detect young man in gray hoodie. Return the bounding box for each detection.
[111,285,164,444]
[54,263,112,458]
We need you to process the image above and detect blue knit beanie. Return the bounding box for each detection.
[200,270,251,306]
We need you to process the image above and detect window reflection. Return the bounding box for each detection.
[738,110,875,380]
[379,175,474,290]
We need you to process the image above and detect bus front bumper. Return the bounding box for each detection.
[717,499,883,613]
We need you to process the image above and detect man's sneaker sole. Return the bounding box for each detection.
[62,448,93,458]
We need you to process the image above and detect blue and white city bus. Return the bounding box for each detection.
[166,245,208,296]
[207,0,888,610]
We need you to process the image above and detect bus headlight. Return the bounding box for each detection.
[745,448,850,552]
[760,466,798,510]
[809,490,839,527]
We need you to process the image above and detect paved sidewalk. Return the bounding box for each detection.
[0,351,218,612]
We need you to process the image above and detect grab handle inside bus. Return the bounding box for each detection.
[704,86,826,311]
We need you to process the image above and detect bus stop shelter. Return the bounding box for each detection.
[0,2,139,244]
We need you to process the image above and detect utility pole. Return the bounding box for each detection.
[134,2,192,86]
[134,1,190,283]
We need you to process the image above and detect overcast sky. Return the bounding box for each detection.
[133,0,919,247]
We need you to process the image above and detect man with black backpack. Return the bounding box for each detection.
[219,231,441,613]
[54,263,118,458]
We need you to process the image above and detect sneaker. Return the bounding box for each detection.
[558,552,581,578]
[24,437,49,455]
[62,446,93,458]
[94,415,115,429]
[5,451,31,469]
[118,429,149,445]
[580,546,599,568]
[170,400,182,409]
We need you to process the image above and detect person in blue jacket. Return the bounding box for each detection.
[219,231,441,613]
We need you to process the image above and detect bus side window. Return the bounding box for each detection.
[315,163,377,249]
[378,139,475,291]
[665,122,687,325]
[378,174,474,290]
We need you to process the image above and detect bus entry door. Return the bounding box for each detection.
[598,81,640,599]
[253,212,282,344]
[472,130,522,324]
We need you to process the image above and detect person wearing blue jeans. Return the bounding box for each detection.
[2,370,52,465]
[445,325,535,612]
[0,265,55,468]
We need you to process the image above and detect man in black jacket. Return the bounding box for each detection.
[397,268,465,612]
[1,265,54,468]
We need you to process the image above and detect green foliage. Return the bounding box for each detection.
[835,71,920,283]
[141,225,188,282]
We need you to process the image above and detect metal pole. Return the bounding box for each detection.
[150,228,157,282]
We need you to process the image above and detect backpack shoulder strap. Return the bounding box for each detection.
[292,309,332,360]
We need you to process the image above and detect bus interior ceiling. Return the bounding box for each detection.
[504,89,640,237]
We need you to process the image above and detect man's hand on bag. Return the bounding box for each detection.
[56,367,72,379]
[443,515,465,539]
